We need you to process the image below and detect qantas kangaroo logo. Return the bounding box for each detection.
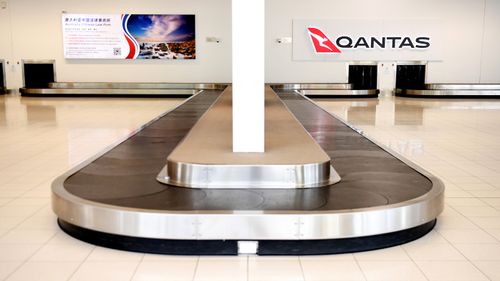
[307,27,341,53]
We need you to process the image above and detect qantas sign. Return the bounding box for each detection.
[307,27,431,54]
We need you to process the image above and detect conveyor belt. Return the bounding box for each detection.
[53,87,443,255]
[60,90,434,210]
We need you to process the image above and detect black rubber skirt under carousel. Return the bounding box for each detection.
[52,88,444,255]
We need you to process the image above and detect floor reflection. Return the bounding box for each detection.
[0,94,184,171]
[313,98,379,125]
[0,97,5,126]
[25,104,57,125]
[315,96,500,128]
[347,104,377,125]
[394,104,423,125]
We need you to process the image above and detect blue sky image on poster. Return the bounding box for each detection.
[124,14,195,59]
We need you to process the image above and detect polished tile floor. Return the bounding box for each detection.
[1,93,500,281]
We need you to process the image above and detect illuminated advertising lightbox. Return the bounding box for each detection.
[62,14,195,59]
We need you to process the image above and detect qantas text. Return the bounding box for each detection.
[335,36,430,49]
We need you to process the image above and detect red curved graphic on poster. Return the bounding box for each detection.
[124,35,136,59]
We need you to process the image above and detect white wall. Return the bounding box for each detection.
[480,0,500,82]
[0,0,232,88]
[1,0,499,88]
[0,0,14,87]
[265,0,500,84]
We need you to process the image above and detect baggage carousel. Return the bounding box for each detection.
[21,82,379,98]
[20,82,226,97]
[52,86,443,255]
[271,83,379,97]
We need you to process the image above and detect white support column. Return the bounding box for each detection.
[232,0,265,153]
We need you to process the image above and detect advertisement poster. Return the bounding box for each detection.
[62,14,196,59]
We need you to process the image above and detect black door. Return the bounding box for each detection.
[0,61,5,92]
[348,65,377,90]
[396,65,426,90]
[23,63,55,88]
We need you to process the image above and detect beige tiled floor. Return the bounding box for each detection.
[1,93,500,280]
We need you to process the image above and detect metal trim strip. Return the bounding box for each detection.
[299,89,379,96]
[425,83,500,90]
[269,83,353,90]
[48,82,228,90]
[20,88,199,95]
[397,88,500,96]
[157,162,340,189]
